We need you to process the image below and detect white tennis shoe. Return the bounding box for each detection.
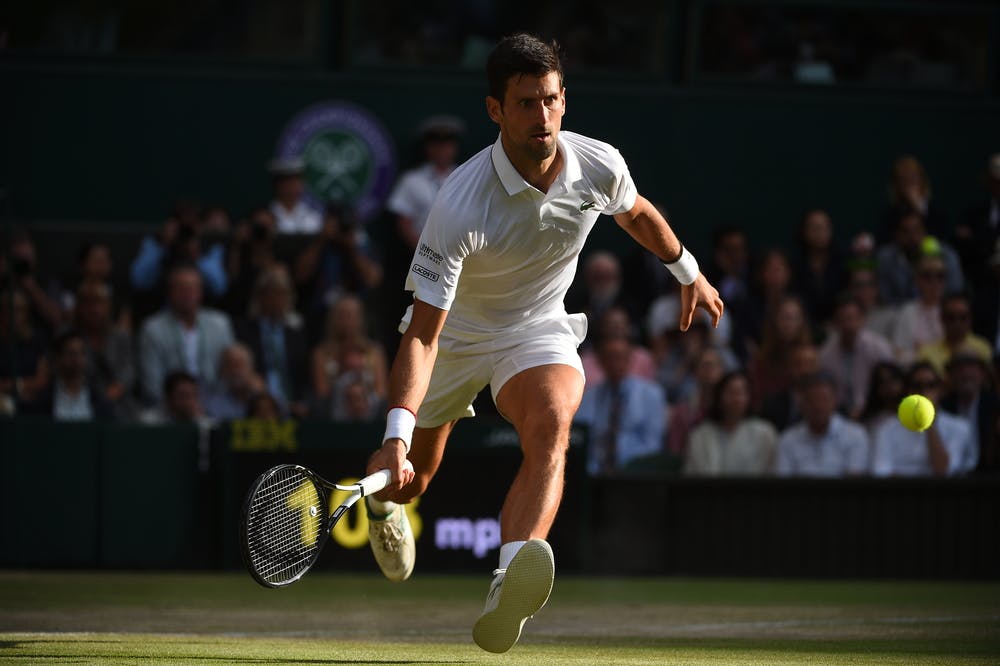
[366,499,415,582]
[472,539,555,653]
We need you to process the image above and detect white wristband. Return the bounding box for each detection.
[383,407,416,453]
[663,246,700,285]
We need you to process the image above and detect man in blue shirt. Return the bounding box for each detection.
[576,336,668,475]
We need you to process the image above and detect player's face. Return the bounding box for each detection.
[487,71,565,164]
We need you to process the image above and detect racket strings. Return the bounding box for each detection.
[245,467,326,585]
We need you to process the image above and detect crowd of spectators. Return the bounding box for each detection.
[1,136,999,479]
[575,152,1000,479]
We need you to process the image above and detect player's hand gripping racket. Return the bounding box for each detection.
[240,461,413,588]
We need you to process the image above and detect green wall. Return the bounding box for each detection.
[3,63,999,255]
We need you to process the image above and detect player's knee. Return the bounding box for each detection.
[519,403,575,445]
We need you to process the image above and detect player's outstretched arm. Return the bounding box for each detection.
[368,298,449,490]
[613,195,724,331]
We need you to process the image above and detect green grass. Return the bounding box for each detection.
[1,572,998,664]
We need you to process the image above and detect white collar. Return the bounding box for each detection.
[490,132,582,196]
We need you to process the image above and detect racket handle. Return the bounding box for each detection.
[359,460,414,497]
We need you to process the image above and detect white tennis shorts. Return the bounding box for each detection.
[414,313,588,428]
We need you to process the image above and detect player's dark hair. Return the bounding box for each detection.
[487,33,563,103]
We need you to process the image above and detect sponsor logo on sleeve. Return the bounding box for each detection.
[417,243,444,265]
[412,264,440,282]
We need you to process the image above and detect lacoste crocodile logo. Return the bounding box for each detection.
[579,201,597,212]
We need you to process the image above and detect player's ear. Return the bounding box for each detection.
[486,96,502,124]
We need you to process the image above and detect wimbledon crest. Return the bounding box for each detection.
[275,102,396,221]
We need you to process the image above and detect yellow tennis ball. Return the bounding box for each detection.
[898,394,935,432]
[921,235,942,256]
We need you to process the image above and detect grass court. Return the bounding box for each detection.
[1,571,998,664]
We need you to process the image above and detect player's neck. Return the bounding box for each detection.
[502,137,563,193]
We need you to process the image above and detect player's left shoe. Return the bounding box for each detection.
[472,539,554,653]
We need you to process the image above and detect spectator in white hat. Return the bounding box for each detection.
[387,115,465,251]
[268,156,323,234]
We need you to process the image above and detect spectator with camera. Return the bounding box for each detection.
[130,199,229,307]
[0,287,50,412]
[1,229,65,331]
[294,202,383,339]
[73,279,135,418]
[21,329,113,421]
[58,242,132,332]
[224,206,286,317]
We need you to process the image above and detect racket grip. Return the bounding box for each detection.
[359,460,414,497]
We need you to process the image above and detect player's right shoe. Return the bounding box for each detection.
[472,539,555,653]
[365,498,415,582]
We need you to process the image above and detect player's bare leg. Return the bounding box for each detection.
[473,363,584,652]
[366,421,454,582]
[496,364,583,540]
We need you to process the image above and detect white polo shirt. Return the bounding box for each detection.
[402,131,637,343]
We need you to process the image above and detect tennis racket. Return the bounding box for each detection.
[240,460,413,588]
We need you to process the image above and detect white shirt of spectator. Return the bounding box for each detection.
[776,413,870,477]
[179,325,200,376]
[872,410,976,476]
[402,131,637,341]
[271,200,323,235]
[53,381,93,421]
[387,164,453,236]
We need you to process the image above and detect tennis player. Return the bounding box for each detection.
[365,33,724,653]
